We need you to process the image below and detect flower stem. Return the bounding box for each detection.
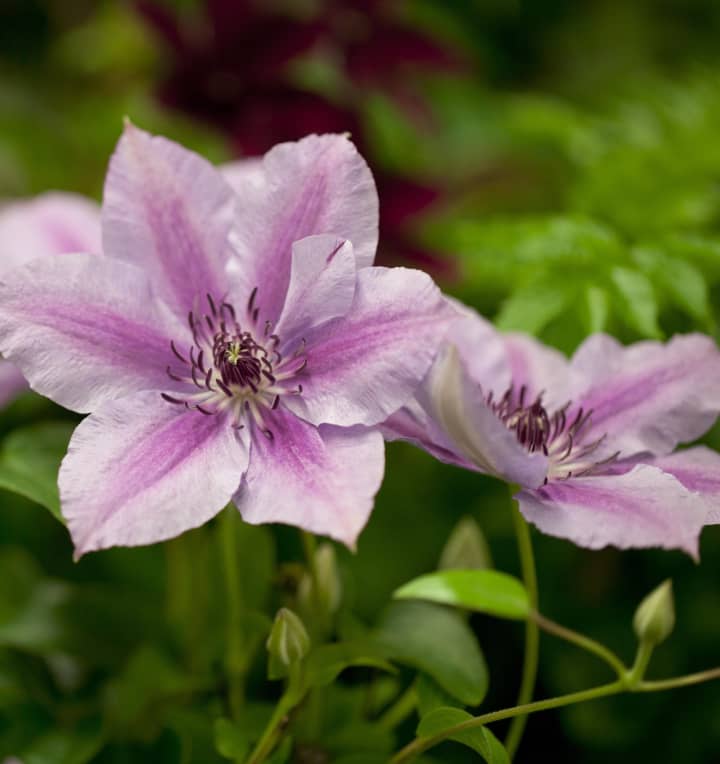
[531,611,627,677]
[221,506,245,721]
[505,499,539,759]
[390,680,625,763]
[627,640,654,686]
[389,664,720,763]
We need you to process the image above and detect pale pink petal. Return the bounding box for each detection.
[568,334,720,460]
[61,392,248,556]
[503,332,574,412]
[642,447,720,524]
[0,253,184,412]
[0,360,27,408]
[380,394,476,470]
[423,344,548,486]
[286,267,457,427]
[220,157,264,190]
[234,408,384,548]
[103,122,235,317]
[517,465,710,558]
[228,134,378,324]
[446,307,511,393]
[274,235,356,344]
[0,192,101,271]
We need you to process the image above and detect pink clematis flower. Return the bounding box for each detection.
[0,193,101,407]
[383,309,720,558]
[0,124,455,555]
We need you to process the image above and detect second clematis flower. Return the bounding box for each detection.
[0,124,456,555]
[383,309,720,558]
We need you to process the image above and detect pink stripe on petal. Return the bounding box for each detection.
[235,408,384,548]
[61,392,248,556]
[517,464,710,558]
[103,123,235,318]
[288,267,457,428]
[0,253,184,412]
[569,333,720,460]
[229,134,378,325]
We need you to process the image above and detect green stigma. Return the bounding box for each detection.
[225,341,243,365]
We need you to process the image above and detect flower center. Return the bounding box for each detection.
[487,384,618,481]
[162,291,306,438]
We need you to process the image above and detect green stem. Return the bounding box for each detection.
[505,500,539,759]
[246,668,305,764]
[221,506,245,721]
[389,661,720,763]
[627,640,654,686]
[531,611,626,678]
[378,684,418,731]
[637,666,720,692]
[390,680,625,763]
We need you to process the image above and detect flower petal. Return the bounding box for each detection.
[220,158,265,190]
[424,344,548,486]
[644,447,720,515]
[0,192,101,271]
[274,235,356,344]
[516,464,710,558]
[228,134,378,324]
[60,392,248,556]
[0,360,27,408]
[503,332,573,411]
[234,408,384,548]
[287,267,457,427]
[0,253,183,412]
[569,333,720,459]
[103,122,235,317]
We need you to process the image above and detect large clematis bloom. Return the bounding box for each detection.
[383,310,720,558]
[0,193,101,407]
[0,124,455,555]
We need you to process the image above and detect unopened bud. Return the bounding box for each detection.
[633,579,675,646]
[439,516,492,570]
[266,608,310,680]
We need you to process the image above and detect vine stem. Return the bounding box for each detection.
[389,667,720,763]
[221,506,245,723]
[505,499,539,759]
[531,611,627,677]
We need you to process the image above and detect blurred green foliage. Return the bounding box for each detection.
[2,1,720,762]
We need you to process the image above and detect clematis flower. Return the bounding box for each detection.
[383,310,720,558]
[0,193,101,407]
[0,124,455,556]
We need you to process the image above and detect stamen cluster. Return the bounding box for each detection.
[487,385,619,481]
[162,290,306,438]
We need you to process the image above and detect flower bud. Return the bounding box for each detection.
[266,607,310,680]
[633,579,675,646]
[439,516,492,570]
[299,542,342,614]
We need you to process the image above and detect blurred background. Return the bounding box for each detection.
[2,1,720,762]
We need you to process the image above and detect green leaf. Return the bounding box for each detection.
[416,673,461,717]
[394,570,529,620]
[417,707,509,763]
[581,285,610,334]
[304,642,396,689]
[495,280,571,334]
[21,718,103,764]
[214,718,250,760]
[610,266,662,338]
[372,601,488,706]
[633,246,711,323]
[0,421,74,521]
